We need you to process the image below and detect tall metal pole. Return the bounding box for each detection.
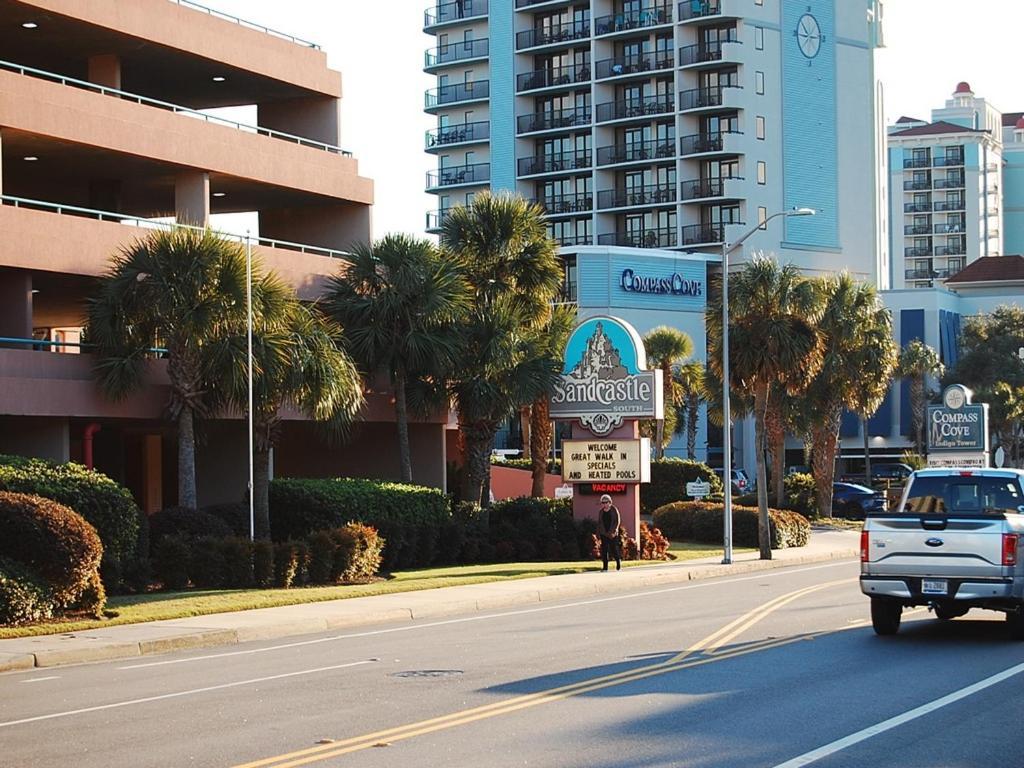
[246,231,255,542]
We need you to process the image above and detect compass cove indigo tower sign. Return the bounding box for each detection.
[550,316,663,436]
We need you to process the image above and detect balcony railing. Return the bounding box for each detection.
[426,120,490,149]
[516,20,590,50]
[904,268,933,280]
[517,151,592,176]
[678,0,721,21]
[903,179,931,191]
[680,177,741,200]
[934,177,965,189]
[425,38,490,68]
[425,0,488,27]
[426,162,491,188]
[679,84,740,110]
[595,5,673,35]
[517,106,591,133]
[596,138,675,165]
[597,184,677,209]
[169,0,320,48]
[517,64,591,92]
[678,37,739,66]
[935,245,966,256]
[1,194,351,259]
[903,157,931,169]
[0,59,353,156]
[681,222,732,245]
[934,155,964,167]
[553,232,594,247]
[903,202,932,213]
[934,200,965,212]
[532,192,594,214]
[596,94,674,122]
[598,227,677,248]
[904,247,932,258]
[425,209,451,230]
[679,130,740,155]
[516,0,571,7]
[425,80,490,108]
[933,223,965,234]
[595,51,674,79]
[903,225,931,235]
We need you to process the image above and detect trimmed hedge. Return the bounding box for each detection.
[149,507,233,547]
[652,500,810,549]
[784,473,818,518]
[0,491,105,615]
[641,459,724,514]
[0,556,54,626]
[491,457,562,474]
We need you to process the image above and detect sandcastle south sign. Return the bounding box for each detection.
[550,316,663,436]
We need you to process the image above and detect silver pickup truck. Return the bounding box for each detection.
[860,468,1024,639]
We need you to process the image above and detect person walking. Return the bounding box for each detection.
[597,494,621,571]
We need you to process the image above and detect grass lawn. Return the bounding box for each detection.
[0,546,742,639]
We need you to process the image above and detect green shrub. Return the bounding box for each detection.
[201,502,250,537]
[0,455,140,581]
[307,531,334,585]
[273,542,299,588]
[221,538,254,588]
[639,522,671,560]
[653,501,810,549]
[189,537,226,589]
[254,540,274,588]
[269,478,450,541]
[332,523,384,582]
[153,535,191,591]
[784,473,818,517]
[642,459,723,514]
[490,457,561,474]
[0,557,53,626]
[291,540,310,587]
[149,507,232,549]
[0,491,105,611]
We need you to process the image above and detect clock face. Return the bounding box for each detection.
[796,12,821,59]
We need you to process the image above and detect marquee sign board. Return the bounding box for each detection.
[550,316,663,436]
[562,438,651,484]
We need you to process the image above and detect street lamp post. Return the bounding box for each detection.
[246,232,255,542]
[720,207,815,564]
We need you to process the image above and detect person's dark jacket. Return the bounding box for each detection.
[598,505,621,538]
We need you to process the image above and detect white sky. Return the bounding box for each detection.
[204,0,1024,239]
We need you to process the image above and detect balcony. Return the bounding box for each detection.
[678,130,741,156]
[517,151,592,177]
[516,0,573,7]
[425,209,451,231]
[598,227,677,248]
[933,200,965,212]
[595,52,674,80]
[903,179,931,191]
[596,138,675,166]
[679,84,741,112]
[425,80,490,110]
[597,184,677,209]
[680,177,742,201]
[903,224,931,235]
[678,38,740,67]
[596,94,674,123]
[426,162,491,188]
[531,192,594,215]
[424,0,488,29]
[903,202,932,213]
[426,120,490,151]
[517,106,591,134]
[903,157,931,169]
[934,177,965,189]
[904,247,932,258]
[425,38,490,70]
[553,232,594,247]
[904,268,934,280]
[935,245,966,256]
[933,223,965,234]
[516,20,590,51]
[595,5,673,35]
[678,0,723,21]
[681,222,733,246]
[934,155,964,167]
[517,64,591,93]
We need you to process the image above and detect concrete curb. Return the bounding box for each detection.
[0,543,859,673]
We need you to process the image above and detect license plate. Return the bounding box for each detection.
[922,579,947,595]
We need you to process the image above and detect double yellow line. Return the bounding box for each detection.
[233,578,854,768]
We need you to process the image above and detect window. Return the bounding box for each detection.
[755,71,765,95]
[757,161,766,184]
[754,27,764,50]
[758,206,768,229]
[756,116,765,140]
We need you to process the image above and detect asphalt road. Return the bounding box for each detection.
[3,560,1024,768]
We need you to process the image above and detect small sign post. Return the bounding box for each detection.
[685,480,711,499]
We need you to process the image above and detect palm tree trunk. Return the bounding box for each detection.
[253,447,271,540]
[460,423,493,505]
[754,382,772,560]
[812,412,841,519]
[530,399,551,497]
[655,419,665,460]
[520,406,532,461]
[393,369,413,483]
[765,402,785,507]
[686,393,698,459]
[862,416,871,487]
[178,407,198,509]
[910,376,924,455]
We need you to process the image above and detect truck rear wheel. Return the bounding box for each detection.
[1007,606,1024,641]
[871,598,902,636]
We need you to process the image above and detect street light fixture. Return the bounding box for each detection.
[720,207,815,564]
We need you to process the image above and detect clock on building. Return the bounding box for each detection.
[795,12,822,60]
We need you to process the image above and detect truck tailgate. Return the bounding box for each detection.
[863,516,1007,579]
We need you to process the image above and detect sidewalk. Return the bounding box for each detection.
[0,528,859,673]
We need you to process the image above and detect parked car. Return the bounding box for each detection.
[870,462,914,483]
[714,468,754,495]
[832,482,886,518]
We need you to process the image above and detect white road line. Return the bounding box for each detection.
[19,676,60,683]
[0,659,375,729]
[118,561,855,670]
[771,661,1024,768]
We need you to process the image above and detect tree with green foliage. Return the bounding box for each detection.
[792,274,896,518]
[87,228,249,509]
[324,234,469,483]
[643,326,694,459]
[897,339,944,456]
[529,305,576,497]
[706,256,825,558]
[992,382,1024,467]
[675,361,706,459]
[440,192,565,505]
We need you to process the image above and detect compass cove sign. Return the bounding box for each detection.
[620,268,703,297]
[550,316,663,436]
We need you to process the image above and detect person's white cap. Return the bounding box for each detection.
[599,494,612,503]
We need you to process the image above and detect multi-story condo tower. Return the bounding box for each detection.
[424,0,887,284]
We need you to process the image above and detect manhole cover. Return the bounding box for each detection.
[391,670,464,679]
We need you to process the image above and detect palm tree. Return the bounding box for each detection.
[87,227,249,509]
[643,326,694,459]
[676,361,705,459]
[897,340,944,456]
[794,274,896,518]
[324,235,469,483]
[441,192,564,505]
[529,304,576,497]
[706,256,825,559]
